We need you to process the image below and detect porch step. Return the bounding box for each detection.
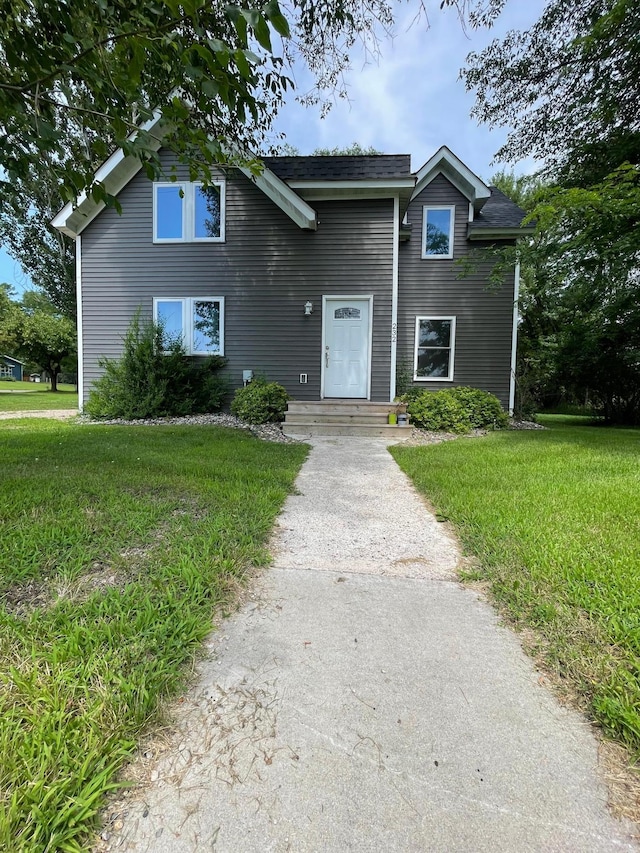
[283,422,412,438]
[283,400,411,438]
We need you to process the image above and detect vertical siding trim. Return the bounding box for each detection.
[509,260,521,415]
[390,195,399,401]
[75,234,84,411]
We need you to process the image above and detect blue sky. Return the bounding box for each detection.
[0,0,545,297]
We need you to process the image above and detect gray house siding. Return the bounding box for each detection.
[80,156,394,405]
[397,174,515,406]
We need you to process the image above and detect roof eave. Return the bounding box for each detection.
[467,226,535,241]
[239,167,317,230]
[52,112,167,238]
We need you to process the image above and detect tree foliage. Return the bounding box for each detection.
[0,287,76,390]
[463,0,640,177]
[466,1,640,424]
[311,142,382,155]
[0,0,482,205]
[0,0,488,319]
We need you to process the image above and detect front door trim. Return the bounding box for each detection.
[321,294,374,400]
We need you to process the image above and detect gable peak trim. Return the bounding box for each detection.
[411,145,491,211]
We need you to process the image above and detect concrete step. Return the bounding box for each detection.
[286,400,406,417]
[282,422,413,438]
[285,412,401,425]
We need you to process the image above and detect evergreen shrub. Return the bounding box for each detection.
[85,313,228,419]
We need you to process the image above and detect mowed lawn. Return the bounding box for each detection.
[0,419,307,852]
[0,380,78,411]
[391,416,640,752]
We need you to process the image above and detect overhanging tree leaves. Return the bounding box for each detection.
[0,0,496,319]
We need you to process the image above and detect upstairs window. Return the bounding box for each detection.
[422,205,454,259]
[153,297,225,355]
[414,317,455,381]
[153,181,225,243]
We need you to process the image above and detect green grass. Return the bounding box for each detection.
[391,416,640,752]
[0,381,78,411]
[0,419,307,851]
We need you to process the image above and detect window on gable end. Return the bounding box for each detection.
[422,205,454,259]
[414,317,455,381]
[154,182,225,243]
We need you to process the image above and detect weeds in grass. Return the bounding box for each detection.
[391,416,640,753]
[0,420,307,851]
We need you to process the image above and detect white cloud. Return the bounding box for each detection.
[272,0,547,179]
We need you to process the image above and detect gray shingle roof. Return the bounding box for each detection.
[470,187,531,231]
[263,155,412,181]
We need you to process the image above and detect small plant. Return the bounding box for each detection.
[85,313,228,419]
[231,378,289,424]
[402,387,508,433]
[395,358,413,398]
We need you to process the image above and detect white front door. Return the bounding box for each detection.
[323,297,372,398]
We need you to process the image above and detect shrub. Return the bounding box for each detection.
[448,386,509,429]
[231,379,289,424]
[85,313,228,419]
[403,387,508,433]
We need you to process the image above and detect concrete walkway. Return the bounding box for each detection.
[100,438,637,852]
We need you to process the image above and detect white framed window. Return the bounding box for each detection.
[421,205,455,259]
[153,297,225,355]
[414,316,456,381]
[153,181,225,243]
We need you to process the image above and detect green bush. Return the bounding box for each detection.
[448,386,509,429]
[231,379,289,424]
[85,313,228,419]
[403,387,508,433]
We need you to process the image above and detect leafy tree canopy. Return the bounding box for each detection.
[0,288,76,390]
[0,0,487,206]
[0,0,494,318]
[463,0,640,181]
[312,142,382,155]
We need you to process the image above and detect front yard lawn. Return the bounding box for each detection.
[0,419,307,852]
[0,381,78,411]
[391,416,640,753]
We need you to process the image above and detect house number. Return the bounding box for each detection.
[391,322,397,343]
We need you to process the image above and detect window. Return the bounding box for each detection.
[153,181,225,243]
[414,317,455,381]
[422,205,454,259]
[153,297,225,355]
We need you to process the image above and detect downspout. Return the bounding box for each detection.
[75,235,84,412]
[390,195,399,401]
[508,259,521,416]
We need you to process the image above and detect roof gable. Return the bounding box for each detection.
[52,119,317,237]
[412,146,491,212]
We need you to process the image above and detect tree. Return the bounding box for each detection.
[0,288,76,390]
[18,312,76,392]
[0,1,484,206]
[463,0,640,177]
[312,143,382,155]
[464,1,640,423]
[0,1,490,320]
[0,167,76,317]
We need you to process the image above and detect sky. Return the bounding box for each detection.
[0,0,546,297]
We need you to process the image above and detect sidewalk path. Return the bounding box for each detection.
[0,409,76,420]
[99,438,637,852]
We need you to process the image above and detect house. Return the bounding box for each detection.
[1,355,25,381]
[53,135,531,423]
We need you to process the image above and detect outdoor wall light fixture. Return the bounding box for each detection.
[304,301,313,316]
